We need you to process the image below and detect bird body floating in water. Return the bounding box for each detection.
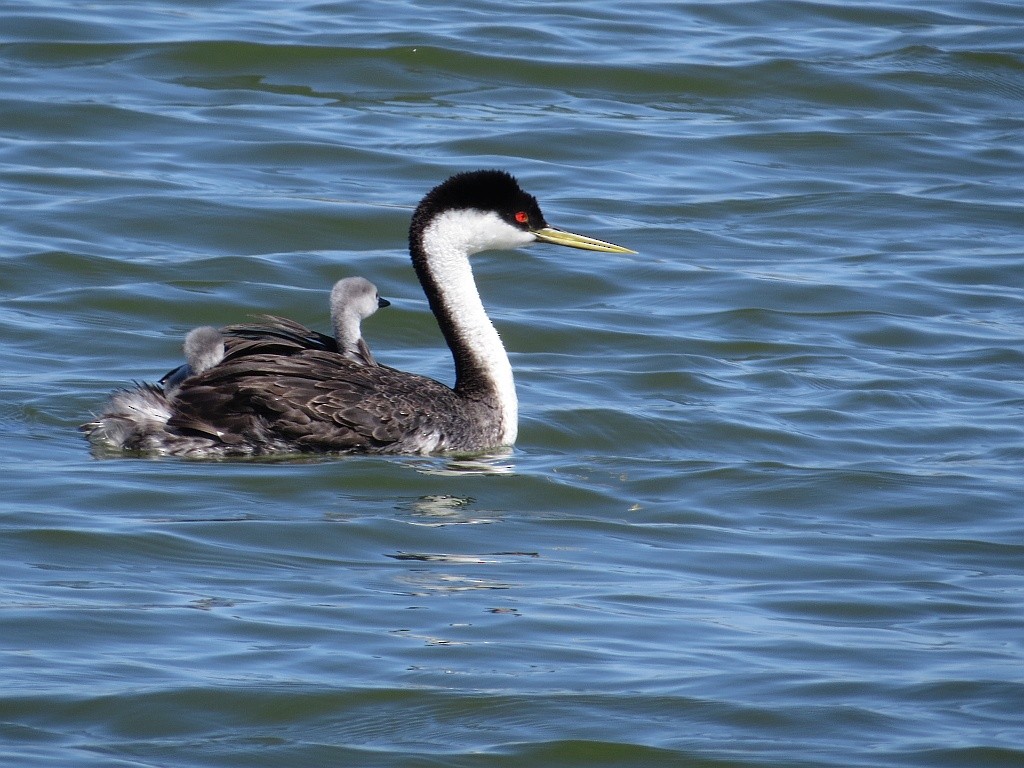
[82,170,634,457]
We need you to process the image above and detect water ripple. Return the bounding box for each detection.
[3,1,1024,767]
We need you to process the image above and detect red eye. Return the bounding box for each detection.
[514,211,529,224]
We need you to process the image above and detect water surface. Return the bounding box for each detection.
[2,2,1023,766]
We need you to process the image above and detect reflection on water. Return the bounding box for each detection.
[399,494,499,526]
[407,449,517,477]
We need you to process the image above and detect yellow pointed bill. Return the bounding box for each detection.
[532,226,636,254]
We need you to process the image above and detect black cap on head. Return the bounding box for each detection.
[412,169,549,235]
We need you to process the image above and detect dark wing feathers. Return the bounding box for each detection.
[168,348,461,453]
[221,315,338,352]
[158,315,469,454]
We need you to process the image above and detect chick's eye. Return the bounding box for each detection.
[514,211,529,225]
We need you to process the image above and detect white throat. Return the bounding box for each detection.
[421,209,533,444]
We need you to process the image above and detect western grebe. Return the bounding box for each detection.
[330,276,389,365]
[82,169,634,457]
[160,326,225,394]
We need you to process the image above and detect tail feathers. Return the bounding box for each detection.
[80,383,174,452]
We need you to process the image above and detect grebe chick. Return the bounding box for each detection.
[160,326,225,394]
[330,276,389,366]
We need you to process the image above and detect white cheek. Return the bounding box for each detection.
[424,209,536,256]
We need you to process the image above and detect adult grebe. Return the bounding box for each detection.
[82,169,634,457]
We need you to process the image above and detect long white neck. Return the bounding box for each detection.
[417,210,527,445]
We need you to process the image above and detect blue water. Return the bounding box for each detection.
[2,2,1024,766]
